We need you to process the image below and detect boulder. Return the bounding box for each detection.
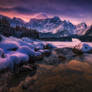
[45,43,56,49]
[81,43,92,53]
[38,49,51,56]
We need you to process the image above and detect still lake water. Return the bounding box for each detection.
[1,41,92,92]
[46,41,92,48]
[33,41,92,91]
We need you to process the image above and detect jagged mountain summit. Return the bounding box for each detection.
[75,22,88,35]
[0,14,89,37]
[10,17,26,28]
[29,16,88,36]
[28,16,62,33]
[33,13,49,19]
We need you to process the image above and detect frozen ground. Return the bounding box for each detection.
[0,34,92,71]
[1,35,92,92]
[0,35,54,71]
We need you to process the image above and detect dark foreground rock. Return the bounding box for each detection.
[0,48,92,92]
[4,60,92,92]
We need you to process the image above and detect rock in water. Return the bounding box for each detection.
[45,43,56,49]
[81,44,92,53]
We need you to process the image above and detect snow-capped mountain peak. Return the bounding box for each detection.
[0,14,89,36]
[28,16,62,33]
[12,17,25,24]
[33,13,48,19]
[76,22,87,29]
[75,22,88,35]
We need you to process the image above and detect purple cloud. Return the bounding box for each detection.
[0,0,92,24]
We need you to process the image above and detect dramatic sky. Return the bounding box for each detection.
[0,0,92,25]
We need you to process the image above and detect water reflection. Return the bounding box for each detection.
[1,46,92,92]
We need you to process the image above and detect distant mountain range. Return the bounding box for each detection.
[0,14,91,37]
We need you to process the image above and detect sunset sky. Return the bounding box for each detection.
[0,0,92,25]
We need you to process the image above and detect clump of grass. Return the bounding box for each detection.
[72,44,83,56]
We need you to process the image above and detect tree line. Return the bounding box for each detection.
[0,17,39,38]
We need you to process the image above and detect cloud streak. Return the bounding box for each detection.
[0,0,92,25]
